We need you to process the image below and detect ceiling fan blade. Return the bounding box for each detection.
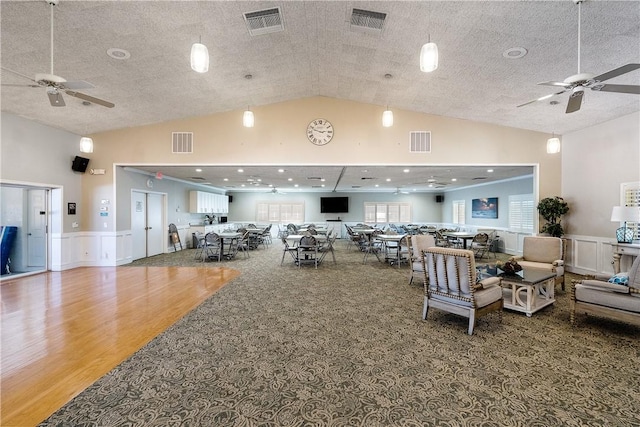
[565,90,583,113]
[1,66,37,83]
[62,80,96,91]
[538,81,572,88]
[592,63,640,83]
[1,83,40,88]
[65,90,115,108]
[47,91,66,107]
[517,89,568,108]
[594,84,640,95]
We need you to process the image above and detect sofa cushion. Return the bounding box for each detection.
[575,284,640,313]
[608,272,629,286]
[517,261,563,277]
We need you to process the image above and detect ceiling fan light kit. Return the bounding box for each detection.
[79,137,94,153]
[243,108,255,127]
[382,108,393,127]
[546,136,561,154]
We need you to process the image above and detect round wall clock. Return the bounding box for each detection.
[146,178,154,188]
[306,119,334,146]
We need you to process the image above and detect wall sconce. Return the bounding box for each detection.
[79,136,94,153]
[190,38,209,73]
[611,206,640,243]
[243,108,255,128]
[546,135,561,154]
[382,108,394,127]
[420,36,438,72]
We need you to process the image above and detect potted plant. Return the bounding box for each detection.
[537,196,569,237]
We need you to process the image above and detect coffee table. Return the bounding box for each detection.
[499,268,556,317]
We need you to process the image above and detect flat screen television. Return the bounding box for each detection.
[320,196,349,213]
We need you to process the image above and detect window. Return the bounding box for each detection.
[452,200,465,225]
[621,182,640,240]
[364,202,411,224]
[256,201,304,223]
[508,194,534,232]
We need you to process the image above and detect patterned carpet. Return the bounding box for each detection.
[41,240,640,426]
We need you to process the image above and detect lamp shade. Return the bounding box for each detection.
[79,137,94,153]
[420,41,438,72]
[243,109,255,128]
[546,137,561,154]
[611,206,640,222]
[190,42,209,73]
[382,109,394,127]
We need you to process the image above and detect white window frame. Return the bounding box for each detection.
[256,201,305,223]
[508,194,534,232]
[452,200,465,225]
[364,202,411,224]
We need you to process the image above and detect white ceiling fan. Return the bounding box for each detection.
[518,0,639,114]
[1,0,114,108]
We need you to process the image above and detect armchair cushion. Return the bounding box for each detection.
[575,285,640,313]
[522,236,563,263]
[580,280,630,294]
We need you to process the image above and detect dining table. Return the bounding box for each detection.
[443,232,476,249]
[217,232,243,259]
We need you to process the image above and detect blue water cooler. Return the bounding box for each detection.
[0,226,18,275]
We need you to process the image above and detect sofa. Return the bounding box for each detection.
[570,254,640,327]
[511,236,565,290]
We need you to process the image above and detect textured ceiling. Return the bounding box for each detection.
[1,0,639,138]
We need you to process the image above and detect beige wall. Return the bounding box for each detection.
[88,96,560,231]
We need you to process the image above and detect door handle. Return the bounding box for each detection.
[28,233,32,236]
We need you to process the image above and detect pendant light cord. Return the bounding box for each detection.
[577,1,581,74]
[50,2,55,75]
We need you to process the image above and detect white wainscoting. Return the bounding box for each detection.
[51,230,133,270]
[563,234,626,276]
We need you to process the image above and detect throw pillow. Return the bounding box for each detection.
[608,272,629,286]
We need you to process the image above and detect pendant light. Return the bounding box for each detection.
[420,35,438,72]
[382,107,394,127]
[243,107,255,128]
[79,136,93,153]
[547,133,561,154]
[190,36,209,73]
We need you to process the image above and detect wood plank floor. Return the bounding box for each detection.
[0,266,239,426]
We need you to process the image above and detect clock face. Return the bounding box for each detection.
[306,119,334,146]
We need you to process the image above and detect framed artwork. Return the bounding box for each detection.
[472,197,498,219]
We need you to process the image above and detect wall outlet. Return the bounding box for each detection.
[72,222,79,228]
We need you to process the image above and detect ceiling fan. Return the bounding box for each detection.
[518,0,640,114]
[1,0,114,108]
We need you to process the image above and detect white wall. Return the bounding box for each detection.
[562,111,640,275]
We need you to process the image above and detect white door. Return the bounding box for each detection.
[146,193,164,257]
[27,189,47,267]
[132,191,147,260]
[131,191,165,260]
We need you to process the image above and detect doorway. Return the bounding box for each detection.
[0,185,49,277]
[131,190,166,260]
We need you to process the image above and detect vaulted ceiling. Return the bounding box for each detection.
[2,0,639,137]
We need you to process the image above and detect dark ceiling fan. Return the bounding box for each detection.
[1,0,114,108]
[518,0,639,113]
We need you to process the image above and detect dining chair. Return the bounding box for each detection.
[280,236,298,266]
[297,235,318,268]
[318,233,337,264]
[203,232,222,262]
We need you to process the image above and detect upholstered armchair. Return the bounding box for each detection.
[421,247,503,335]
[571,254,640,327]
[511,236,565,290]
[409,234,436,285]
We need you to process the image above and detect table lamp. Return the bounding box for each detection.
[611,206,640,243]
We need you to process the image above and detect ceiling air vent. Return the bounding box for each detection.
[244,8,284,36]
[172,132,193,154]
[350,8,386,32]
[191,177,206,181]
[409,131,431,153]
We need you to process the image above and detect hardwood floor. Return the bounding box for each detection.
[0,266,239,426]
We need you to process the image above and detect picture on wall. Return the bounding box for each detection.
[472,197,498,219]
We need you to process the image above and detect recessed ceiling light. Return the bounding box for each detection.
[278,169,285,173]
[375,184,379,187]
[321,184,325,187]
[257,178,262,182]
[502,47,527,59]
[195,168,202,172]
[294,184,299,187]
[241,184,245,187]
[237,169,244,173]
[321,178,326,182]
[288,178,293,181]
[223,178,229,181]
[403,169,410,173]
[106,48,131,60]
[386,178,391,182]
[451,178,457,182]
[487,169,494,173]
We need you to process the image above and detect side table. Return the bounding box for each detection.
[500,268,556,317]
